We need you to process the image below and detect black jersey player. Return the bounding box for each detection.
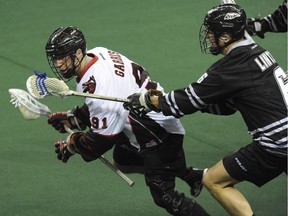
[124,4,287,216]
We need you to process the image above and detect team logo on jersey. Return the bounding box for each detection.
[82,75,96,94]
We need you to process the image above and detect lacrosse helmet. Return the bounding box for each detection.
[199,4,246,55]
[45,26,87,82]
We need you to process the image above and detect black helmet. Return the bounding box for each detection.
[45,26,86,81]
[199,4,246,55]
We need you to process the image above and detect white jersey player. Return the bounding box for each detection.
[44,26,210,216]
[76,47,185,151]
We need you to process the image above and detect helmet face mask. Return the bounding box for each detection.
[47,55,76,81]
[199,4,246,55]
[199,25,219,55]
[45,26,87,82]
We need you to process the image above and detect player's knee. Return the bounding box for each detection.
[150,188,188,214]
[202,171,213,191]
[202,169,233,196]
[202,170,221,195]
[145,174,209,215]
[145,174,174,207]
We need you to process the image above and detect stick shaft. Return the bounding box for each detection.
[70,91,130,103]
[99,155,135,186]
[64,126,134,186]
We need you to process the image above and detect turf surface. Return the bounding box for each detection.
[0,0,286,215]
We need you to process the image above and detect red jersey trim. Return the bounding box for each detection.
[76,54,99,83]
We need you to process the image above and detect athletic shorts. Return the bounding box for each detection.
[113,143,144,166]
[113,134,186,177]
[141,134,186,177]
[223,141,287,187]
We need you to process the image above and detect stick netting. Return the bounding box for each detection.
[9,88,51,120]
[26,74,69,99]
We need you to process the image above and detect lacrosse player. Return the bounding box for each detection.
[246,0,287,38]
[44,26,210,216]
[124,4,287,216]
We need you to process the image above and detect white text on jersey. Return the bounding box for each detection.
[254,51,276,72]
[108,50,125,77]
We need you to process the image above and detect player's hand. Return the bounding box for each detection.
[123,93,147,117]
[48,112,70,133]
[123,89,163,117]
[48,107,88,133]
[48,111,82,133]
[54,134,77,163]
[246,17,265,39]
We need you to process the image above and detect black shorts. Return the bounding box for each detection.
[141,134,186,177]
[223,141,287,187]
[113,143,144,166]
[113,134,186,177]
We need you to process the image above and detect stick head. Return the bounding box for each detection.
[8,88,51,120]
[26,71,70,99]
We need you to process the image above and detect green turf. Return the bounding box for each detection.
[0,0,287,215]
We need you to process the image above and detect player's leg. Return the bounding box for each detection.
[203,141,286,216]
[203,160,253,216]
[143,134,210,216]
[145,173,210,216]
[112,143,145,174]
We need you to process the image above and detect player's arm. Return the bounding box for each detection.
[200,100,237,115]
[49,102,122,162]
[263,0,287,33]
[124,72,226,118]
[124,87,201,118]
[126,92,238,117]
[246,0,287,38]
[55,130,122,163]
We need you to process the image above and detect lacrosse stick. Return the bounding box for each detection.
[26,71,130,102]
[220,0,256,43]
[8,88,134,186]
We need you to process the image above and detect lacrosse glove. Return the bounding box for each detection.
[246,17,267,39]
[48,106,86,133]
[55,133,77,163]
[123,89,163,117]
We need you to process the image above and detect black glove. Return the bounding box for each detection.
[246,17,265,39]
[48,112,71,133]
[48,107,86,133]
[54,133,77,163]
[55,140,75,163]
[123,89,163,117]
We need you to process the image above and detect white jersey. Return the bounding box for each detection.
[76,47,185,151]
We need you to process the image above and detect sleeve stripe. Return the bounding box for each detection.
[186,85,206,108]
[249,116,288,135]
[165,91,184,117]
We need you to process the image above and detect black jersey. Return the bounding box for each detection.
[159,40,287,152]
[264,0,287,33]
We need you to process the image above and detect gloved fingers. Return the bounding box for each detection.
[123,93,142,110]
[51,122,69,133]
[62,151,70,163]
[54,140,74,163]
[51,122,63,130]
